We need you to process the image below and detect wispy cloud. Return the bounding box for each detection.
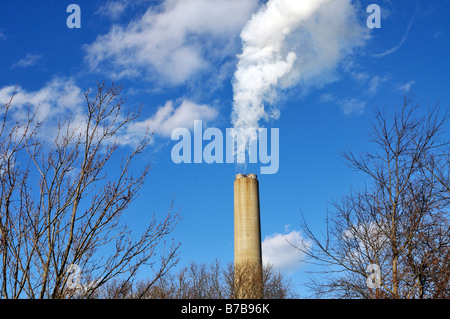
[96,0,130,20]
[339,98,366,116]
[0,77,82,123]
[0,78,218,146]
[368,74,390,96]
[11,53,42,69]
[372,4,420,58]
[120,99,218,145]
[343,60,392,96]
[398,80,415,93]
[320,93,366,116]
[319,93,335,104]
[262,230,311,272]
[0,77,85,142]
[432,30,444,39]
[85,0,258,85]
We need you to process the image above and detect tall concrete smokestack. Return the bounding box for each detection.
[234,173,263,298]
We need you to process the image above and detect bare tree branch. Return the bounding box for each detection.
[298,95,450,298]
[0,82,180,299]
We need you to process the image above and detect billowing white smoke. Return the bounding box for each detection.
[231,0,367,154]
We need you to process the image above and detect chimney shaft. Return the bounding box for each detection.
[234,173,262,298]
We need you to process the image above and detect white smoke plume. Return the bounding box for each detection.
[231,0,367,139]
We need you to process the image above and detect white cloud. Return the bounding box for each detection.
[339,98,366,116]
[0,77,85,141]
[96,0,130,20]
[85,0,259,85]
[0,79,218,147]
[319,93,366,116]
[319,93,335,104]
[398,80,415,93]
[11,53,42,69]
[368,75,390,96]
[262,230,311,272]
[121,99,218,144]
[0,77,83,123]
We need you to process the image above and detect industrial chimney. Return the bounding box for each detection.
[234,173,263,298]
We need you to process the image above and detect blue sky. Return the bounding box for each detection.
[1,0,449,297]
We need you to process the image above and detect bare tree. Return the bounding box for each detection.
[298,95,450,298]
[229,261,264,299]
[0,82,180,299]
[99,260,296,299]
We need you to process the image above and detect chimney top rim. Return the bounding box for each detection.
[235,173,257,180]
